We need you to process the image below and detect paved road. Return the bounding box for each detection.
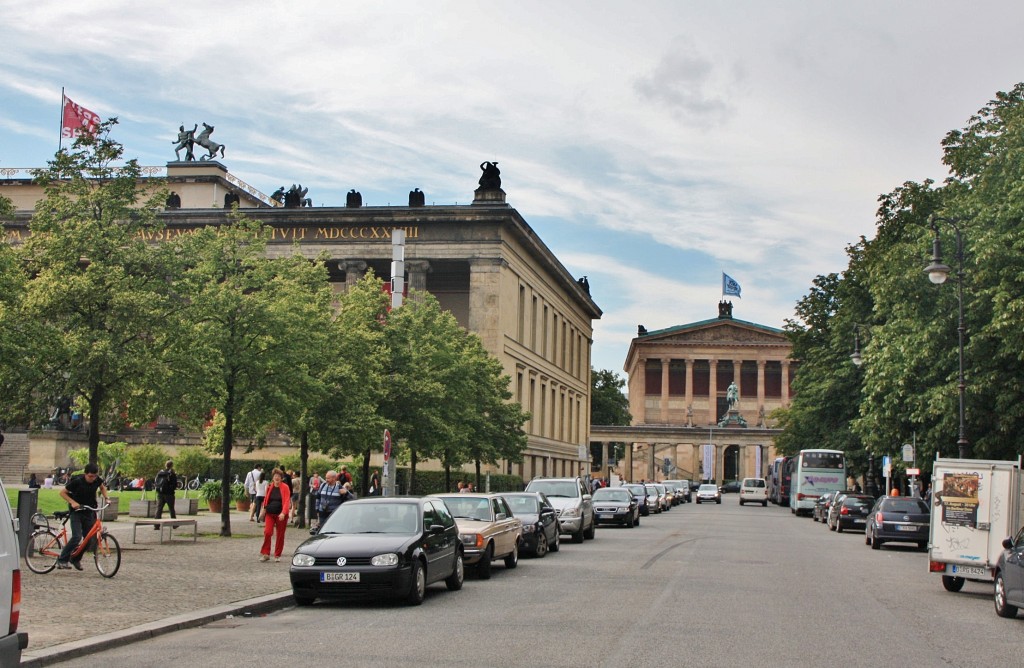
[37,498,1024,667]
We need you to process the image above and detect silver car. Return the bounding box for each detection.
[696,483,721,504]
[524,477,596,544]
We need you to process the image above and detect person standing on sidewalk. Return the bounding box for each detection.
[315,471,343,529]
[153,460,178,527]
[56,463,109,570]
[254,470,268,524]
[244,464,262,522]
[258,469,291,562]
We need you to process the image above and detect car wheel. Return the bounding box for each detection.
[504,542,519,569]
[740,500,745,506]
[634,514,640,527]
[642,507,650,516]
[865,531,871,546]
[762,500,767,507]
[550,530,560,553]
[917,542,927,551]
[406,559,426,605]
[696,499,701,504]
[813,513,818,522]
[942,575,965,592]
[294,594,315,607]
[870,530,882,550]
[995,572,1019,618]
[716,499,721,504]
[477,544,494,579]
[445,552,464,590]
[829,519,836,531]
[836,523,843,534]
[584,518,596,540]
[625,513,634,528]
[534,532,548,558]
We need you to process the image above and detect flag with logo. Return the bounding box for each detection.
[702,443,715,481]
[722,272,741,298]
[61,94,100,139]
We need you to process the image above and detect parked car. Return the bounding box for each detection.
[289,497,464,606]
[827,493,874,532]
[624,483,653,516]
[0,477,26,664]
[643,484,663,514]
[739,478,769,506]
[696,483,721,504]
[592,487,639,527]
[865,496,930,550]
[994,524,1024,618]
[432,493,523,578]
[501,492,560,558]
[664,479,692,503]
[524,477,596,543]
[813,491,839,523]
[652,483,673,511]
[719,480,741,494]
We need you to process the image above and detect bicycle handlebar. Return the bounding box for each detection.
[74,502,111,512]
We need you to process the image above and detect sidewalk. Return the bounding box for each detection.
[19,506,307,666]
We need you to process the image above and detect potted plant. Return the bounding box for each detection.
[233,482,250,511]
[200,480,224,513]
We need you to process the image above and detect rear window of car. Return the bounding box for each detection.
[843,497,872,508]
[742,479,766,488]
[880,499,929,513]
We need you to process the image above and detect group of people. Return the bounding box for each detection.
[456,480,476,493]
[243,464,308,562]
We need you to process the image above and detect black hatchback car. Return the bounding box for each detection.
[827,493,874,532]
[623,483,653,516]
[290,497,464,606]
[865,496,930,550]
[501,491,561,558]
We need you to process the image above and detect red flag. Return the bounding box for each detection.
[61,94,101,139]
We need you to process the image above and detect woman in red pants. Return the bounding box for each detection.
[258,469,291,562]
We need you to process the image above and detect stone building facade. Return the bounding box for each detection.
[1,161,601,482]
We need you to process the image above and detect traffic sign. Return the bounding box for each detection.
[907,467,920,476]
[902,443,914,462]
[383,429,392,463]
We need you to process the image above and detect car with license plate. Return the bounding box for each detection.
[813,491,839,523]
[826,493,873,532]
[696,483,721,504]
[289,497,464,606]
[643,484,663,514]
[865,496,930,550]
[624,483,653,516]
[662,480,686,505]
[665,479,692,503]
[994,525,1024,618]
[592,487,639,527]
[525,477,596,543]
[739,478,769,506]
[500,492,560,558]
[432,493,523,579]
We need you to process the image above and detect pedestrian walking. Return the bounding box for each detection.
[369,469,381,496]
[254,470,268,523]
[245,464,262,521]
[258,469,291,562]
[315,471,344,528]
[153,460,178,527]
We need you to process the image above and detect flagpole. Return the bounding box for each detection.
[58,87,65,153]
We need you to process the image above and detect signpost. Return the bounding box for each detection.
[383,429,393,497]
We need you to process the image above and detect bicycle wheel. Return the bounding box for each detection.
[187,478,200,491]
[24,530,62,574]
[94,531,121,578]
[175,478,185,491]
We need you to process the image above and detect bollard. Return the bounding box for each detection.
[17,488,38,551]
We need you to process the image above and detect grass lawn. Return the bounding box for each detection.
[7,488,205,516]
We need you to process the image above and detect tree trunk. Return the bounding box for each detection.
[220,384,235,537]
[361,448,371,497]
[296,431,308,529]
[410,450,417,496]
[444,462,451,495]
[475,459,482,492]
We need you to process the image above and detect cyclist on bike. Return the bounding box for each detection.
[57,463,109,571]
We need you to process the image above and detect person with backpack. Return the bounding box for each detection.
[153,460,178,526]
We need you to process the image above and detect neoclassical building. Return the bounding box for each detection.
[591,302,793,484]
[0,161,601,483]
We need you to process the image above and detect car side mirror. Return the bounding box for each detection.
[1003,537,1014,550]
[496,512,507,521]
[583,494,592,501]
[429,524,447,534]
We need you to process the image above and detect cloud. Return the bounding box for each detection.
[633,35,740,124]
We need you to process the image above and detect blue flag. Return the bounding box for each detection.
[722,273,741,298]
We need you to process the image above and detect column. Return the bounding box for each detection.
[781,361,791,405]
[469,258,505,353]
[708,359,718,424]
[757,360,766,412]
[605,442,614,481]
[340,260,367,289]
[406,259,431,291]
[684,358,693,410]
[674,444,682,477]
[660,358,670,423]
[648,444,657,481]
[625,443,634,483]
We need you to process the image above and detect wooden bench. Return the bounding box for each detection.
[131,518,198,544]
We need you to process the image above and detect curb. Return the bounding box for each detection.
[20,590,295,667]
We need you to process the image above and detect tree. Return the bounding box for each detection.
[590,368,631,464]
[0,120,180,465]
[171,213,333,536]
[121,444,169,499]
[174,446,211,497]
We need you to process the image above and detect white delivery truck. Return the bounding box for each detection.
[927,455,1024,592]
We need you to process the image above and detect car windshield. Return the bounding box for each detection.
[624,485,645,496]
[503,495,540,514]
[435,496,493,521]
[881,499,929,514]
[319,502,419,535]
[699,484,717,492]
[593,489,631,502]
[528,480,580,498]
[644,486,658,495]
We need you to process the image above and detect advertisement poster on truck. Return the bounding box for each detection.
[940,473,979,528]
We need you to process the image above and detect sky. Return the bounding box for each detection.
[2,1,1022,376]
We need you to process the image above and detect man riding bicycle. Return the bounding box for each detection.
[57,463,109,571]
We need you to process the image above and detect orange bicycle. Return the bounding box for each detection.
[24,503,121,577]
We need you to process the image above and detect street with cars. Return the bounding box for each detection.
[74,484,1024,667]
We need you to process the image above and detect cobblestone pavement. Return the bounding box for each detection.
[20,507,306,652]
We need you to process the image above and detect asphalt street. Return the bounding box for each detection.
[37,497,1024,668]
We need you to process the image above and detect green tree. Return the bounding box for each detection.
[0,121,179,465]
[174,446,211,497]
[122,444,169,499]
[171,213,333,536]
[590,368,631,464]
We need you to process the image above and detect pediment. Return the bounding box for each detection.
[647,322,787,345]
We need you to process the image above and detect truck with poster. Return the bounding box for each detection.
[927,455,1024,592]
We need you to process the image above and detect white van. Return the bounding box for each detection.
[0,479,26,663]
[739,478,769,506]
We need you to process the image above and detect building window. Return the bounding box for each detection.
[669,360,686,395]
[716,360,734,390]
[531,295,538,350]
[518,285,525,342]
[542,306,549,359]
[764,361,782,397]
[692,360,710,396]
[644,359,661,395]
[741,361,758,397]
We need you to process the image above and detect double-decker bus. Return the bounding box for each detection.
[789,449,846,515]
[768,456,794,506]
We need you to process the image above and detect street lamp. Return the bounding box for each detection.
[923,216,969,459]
[849,324,877,495]
[850,324,865,367]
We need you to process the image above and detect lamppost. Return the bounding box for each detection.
[848,323,877,495]
[923,216,969,459]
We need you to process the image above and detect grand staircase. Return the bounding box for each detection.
[0,432,30,485]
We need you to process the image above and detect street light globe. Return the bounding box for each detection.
[850,351,863,366]
[924,260,950,284]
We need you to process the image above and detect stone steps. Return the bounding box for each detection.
[0,432,30,485]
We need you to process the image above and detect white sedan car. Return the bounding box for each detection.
[696,484,721,504]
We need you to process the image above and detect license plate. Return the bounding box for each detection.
[951,565,989,577]
[853,519,865,524]
[896,525,917,532]
[598,514,612,520]
[321,572,360,583]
